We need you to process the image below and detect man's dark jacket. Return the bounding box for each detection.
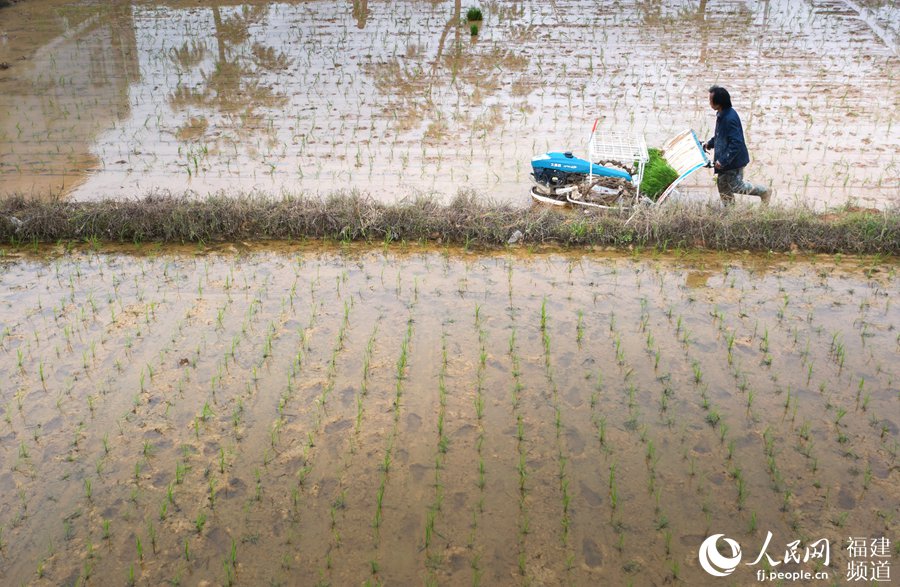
[705,107,750,174]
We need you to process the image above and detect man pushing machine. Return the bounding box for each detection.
[704,86,772,206]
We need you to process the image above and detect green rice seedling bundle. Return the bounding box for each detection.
[639,148,679,201]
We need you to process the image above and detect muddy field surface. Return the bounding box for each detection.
[0,246,896,585]
[0,0,897,209]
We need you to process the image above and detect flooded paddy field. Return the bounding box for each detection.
[0,246,897,585]
[0,0,898,209]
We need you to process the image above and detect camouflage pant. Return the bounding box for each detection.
[716,167,768,204]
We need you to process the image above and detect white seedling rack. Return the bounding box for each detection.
[587,118,649,201]
[656,129,710,204]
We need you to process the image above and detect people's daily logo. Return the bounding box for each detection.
[697,533,892,582]
[699,534,742,577]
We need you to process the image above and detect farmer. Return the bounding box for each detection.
[703,86,771,206]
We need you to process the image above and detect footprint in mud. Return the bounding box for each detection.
[579,480,603,507]
[692,440,711,454]
[408,462,429,482]
[582,537,603,569]
[405,412,422,432]
[339,386,355,407]
[564,427,585,457]
[226,476,248,498]
[453,422,477,440]
[324,418,352,434]
[837,486,856,509]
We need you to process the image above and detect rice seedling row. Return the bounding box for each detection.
[504,260,532,582]
[310,315,383,583]
[535,297,578,576]
[366,299,417,580]
[422,326,450,585]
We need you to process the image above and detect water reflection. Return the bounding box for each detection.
[0,0,896,208]
[0,2,137,196]
[352,0,368,30]
[368,0,532,141]
[167,5,290,146]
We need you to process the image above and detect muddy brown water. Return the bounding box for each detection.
[0,0,897,209]
[0,245,896,585]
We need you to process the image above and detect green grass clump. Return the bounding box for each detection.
[639,148,679,201]
[466,7,483,21]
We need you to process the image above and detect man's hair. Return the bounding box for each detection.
[708,85,732,109]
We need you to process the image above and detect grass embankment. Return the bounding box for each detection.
[1,192,898,254]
